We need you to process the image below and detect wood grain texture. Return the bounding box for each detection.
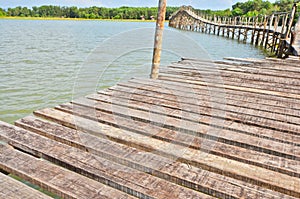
[0,172,52,199]
[0,56,299,198]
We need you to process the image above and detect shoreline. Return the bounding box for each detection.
[0,16,159,22]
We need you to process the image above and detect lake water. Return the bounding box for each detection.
[0,19,266,124]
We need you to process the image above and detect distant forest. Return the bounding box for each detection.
[0,0,299,19]
[0,6,178,19]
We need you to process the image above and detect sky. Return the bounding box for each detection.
[0,0,277,10]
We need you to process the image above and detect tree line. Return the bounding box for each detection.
[0,0,299,19]
[0,5,178,20]
[195,0,299,17]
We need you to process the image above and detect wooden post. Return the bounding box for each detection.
[151,0,167,79]
[251,17,257,44]
[277,4,297,58]
[243,29,248,43]
[272,16,279,52]
[265,14,274,49]
[284,4,297,41]
[213,25,216,35]
[261,15,268,46]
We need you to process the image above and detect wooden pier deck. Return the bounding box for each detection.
[0,57,300,198]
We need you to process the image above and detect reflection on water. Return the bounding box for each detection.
[0,19,266,124]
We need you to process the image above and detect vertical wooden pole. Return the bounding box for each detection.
[251,17,257,44]
[272,16,279,52]
[284,4,297,41]
[277,4,297,58]
[261,15,267,46]
[151,0,167,79]
[265,14,274,49]
[243,29,248,43]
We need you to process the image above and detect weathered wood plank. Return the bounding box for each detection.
[89,91,300,147]
[1,53,299,199]
[126,79,300,111]
[57,99,300,176]
[0,121,213,199]
[159,69,300,96]
[163,64,300,92]
[106,83,300,138]
[85,92,300,173]
[32,108,300,198]
[158,73,300,100]
[68,98,300,162]
[0,143,135,199]
[225,58,300,69]
[101,86,300,127]
[125,78,300,116]
[183,58,300,74]
[179,59,300,81]
[169,63,300,88]
[16,116,298,199]
[109,81,300,134]
[194,58,300,73]
[0,172,52,199]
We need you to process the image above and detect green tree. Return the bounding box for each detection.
[1,2,297,20]
[232,7,243,16]
[0,8,6,16]
[68,6,79,18]
[20,7,31,17]
[274,0,294,12]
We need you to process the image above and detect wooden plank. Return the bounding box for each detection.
[164,64,300,91]
[0,121,213,199]
[224,57,300,68]
[84,92,300,173]
[180,58,300,77]
[178,59,300,80]
[104,84,300,126]
[158,73,300,100]
[160,68,300,95]
[16,116,298,199]
[183,61,300,83]
[57,99,300,175]
[164,61,300,91]
[90,90,300,144]
[127,77,300,111]
[28,102,300,173]
[0,172,52,199]
[181,61,300,87]
[171,60,300,83]
[32,107,300,198]
[221,57,300,70]
[110,82,300,135]
[126,78,300,116]
[0,143,135,199]
[68,98,300,161]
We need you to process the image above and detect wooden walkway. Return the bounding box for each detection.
[169,5,299,58]
[0,57,300,198]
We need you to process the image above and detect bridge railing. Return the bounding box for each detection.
[172,5,297,33]
[169,4,299,58]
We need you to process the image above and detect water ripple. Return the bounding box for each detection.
[0,20,265,124]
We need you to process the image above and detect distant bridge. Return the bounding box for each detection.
[169,5,299,58]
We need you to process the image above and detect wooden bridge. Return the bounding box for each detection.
[0,55,300,198]
[169,5,299,58]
